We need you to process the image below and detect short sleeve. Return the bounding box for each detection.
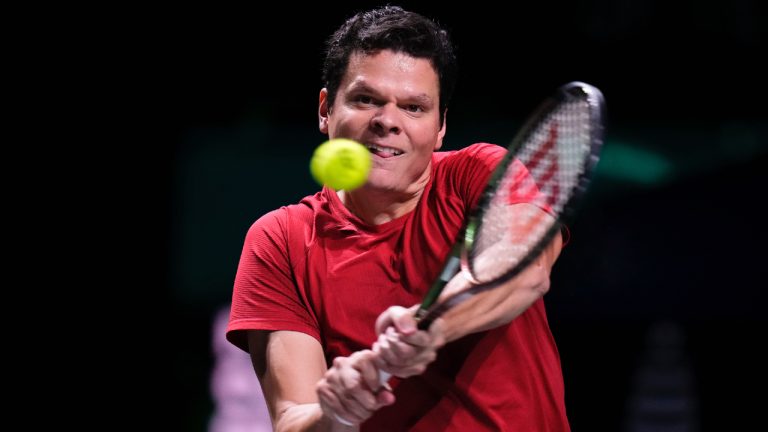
[226,209,320,353]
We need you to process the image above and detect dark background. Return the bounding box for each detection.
[136,1,766,430]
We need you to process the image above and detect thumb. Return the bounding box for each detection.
[391,307,417,335]
[376,389,396,406]
[375,305,415,335]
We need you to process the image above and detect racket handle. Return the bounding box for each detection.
[379,370,392,387]
[333,414,355,426]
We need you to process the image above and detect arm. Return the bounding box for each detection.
[374,204,563,377]
[248,330,338,432]
[437,209,563,341]
[248,330,393,431]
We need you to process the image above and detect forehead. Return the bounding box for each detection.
[341,50,440,96]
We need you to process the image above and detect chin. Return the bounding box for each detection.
[362,181,396,192]
[363,175,400,193]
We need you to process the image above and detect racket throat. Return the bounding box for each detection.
[439,255,461,282]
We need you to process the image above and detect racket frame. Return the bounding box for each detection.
[415,81,605,330]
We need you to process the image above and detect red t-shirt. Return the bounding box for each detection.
[228,143,569,431]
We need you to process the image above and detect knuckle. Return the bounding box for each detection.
[324,370,337,383]
[342,378,361,392]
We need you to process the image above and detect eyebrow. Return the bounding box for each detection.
[410,93,435,105]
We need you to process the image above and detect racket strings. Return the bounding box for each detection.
[470,98,593,281]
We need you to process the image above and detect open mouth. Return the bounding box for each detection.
[366,143,404,158]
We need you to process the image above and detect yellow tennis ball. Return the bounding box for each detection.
[310,138,371,190]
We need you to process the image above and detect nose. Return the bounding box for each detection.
[370,103,401,135]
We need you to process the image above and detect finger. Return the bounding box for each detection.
[375,332,410,367]
[317,380,360,426]
[338,357,379,414]
[376,388,396,406]
[371,342,400,388]
[399,316,447,348]
[326,357,377,423]
[395,327,432,347]
[356,350,384,392]
[383,328,423,360]
[328,371,372,424]
[389,307,417,335]
[371,341,389,370]
[374,340,415,374]
[337,388,373,422]
[375,306,409,335]
[375,333,439,378]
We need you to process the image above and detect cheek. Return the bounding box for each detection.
[414,135,440,154]
[331,113,367,137]
[410,123,442,150]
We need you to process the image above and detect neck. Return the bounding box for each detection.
[339,170,431,225]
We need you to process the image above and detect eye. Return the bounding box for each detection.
[355,95,375,105]
[405,104,424,113]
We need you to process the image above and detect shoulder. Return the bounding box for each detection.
[246,191,326,243]
[434,143,506,168]
[432,143,507,180]
[428,143,507,205]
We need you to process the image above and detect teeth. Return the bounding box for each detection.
[367,144,403,156]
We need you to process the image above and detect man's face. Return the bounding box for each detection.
[319,50,445,194]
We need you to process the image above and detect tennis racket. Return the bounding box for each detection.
[378,80,605,383]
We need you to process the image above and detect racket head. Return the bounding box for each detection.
[420,81,605,328]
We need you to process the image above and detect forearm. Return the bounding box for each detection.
[439,268,549,342]
[437,233,562,342]
[248,331,352,432]
[276,403,357,432]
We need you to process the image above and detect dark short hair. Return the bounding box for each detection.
[322,6,457,124]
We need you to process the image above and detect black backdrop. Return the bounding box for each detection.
[132,1,766,430]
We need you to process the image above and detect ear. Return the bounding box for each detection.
[319,88,330,134]
[434,109,447,150]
